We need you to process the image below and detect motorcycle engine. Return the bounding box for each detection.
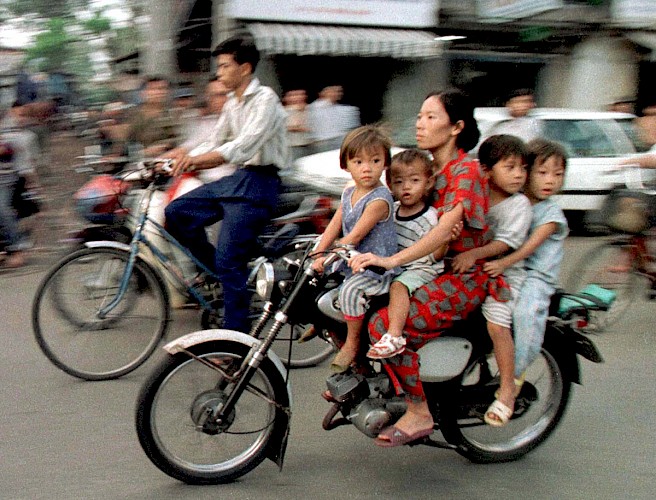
[326,372,407,438]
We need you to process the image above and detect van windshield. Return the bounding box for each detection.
[542,119,635,158]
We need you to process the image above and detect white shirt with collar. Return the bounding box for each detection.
[186,77,289,170]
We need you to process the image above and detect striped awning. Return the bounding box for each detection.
[248,23,442,59]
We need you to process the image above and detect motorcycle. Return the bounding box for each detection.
[135,242,604,484]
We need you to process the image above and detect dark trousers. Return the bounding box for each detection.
[164,167,280,331]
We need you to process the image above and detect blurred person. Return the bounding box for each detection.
[0,104,41,268]
[283,89,312,162]
[97,101,131,157]
[485,88,543,143]
[173,85,201,124]
[634,102,656,149]
[163,35,288,332]
[178,78,236,184]
[125,76,179,158]
[308,85,360,153]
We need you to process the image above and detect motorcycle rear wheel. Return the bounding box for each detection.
[135,341,289,485]
[439,342,571,463]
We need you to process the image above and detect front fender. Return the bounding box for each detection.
[163,329,290,394]
[164,329,293,469]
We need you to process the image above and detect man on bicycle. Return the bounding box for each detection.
[163,35,288,332]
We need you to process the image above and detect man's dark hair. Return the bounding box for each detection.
[507,88,534,101]
[478,134,527,170]
[145,75,169,85]
[212,35,260,72]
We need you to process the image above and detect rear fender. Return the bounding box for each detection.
[544,326,581,385]
[163,329,292,468]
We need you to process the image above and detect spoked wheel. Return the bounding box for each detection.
[439,342,571,463]
[135,341,290,485]
[270,324,337,368]
[32,247,170,380]
[565,239,640,331]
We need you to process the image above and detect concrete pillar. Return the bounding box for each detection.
[141,0,177,79]
[564,36,638,110]
[383,58,447,136]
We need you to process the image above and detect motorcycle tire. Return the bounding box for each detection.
[438,338,572,463]
[135,341,290,485]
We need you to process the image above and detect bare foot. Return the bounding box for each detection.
[378,403,434,441]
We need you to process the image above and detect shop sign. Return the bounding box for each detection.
[226,0,437,28]
[476,0,563,22]
[611,0,656,27]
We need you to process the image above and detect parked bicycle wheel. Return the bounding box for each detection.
[32,247,170,380]
[565,239,639,331]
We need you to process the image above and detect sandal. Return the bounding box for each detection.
[366,333,406,359]
[484,399,513,427]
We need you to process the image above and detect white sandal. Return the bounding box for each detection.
[366,333,406,359]
[483,399,513,427]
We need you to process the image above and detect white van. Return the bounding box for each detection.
[475,107,653,213]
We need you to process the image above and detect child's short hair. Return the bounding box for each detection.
[526,138,568,172]
[386,148,433,185]
[478,134,527,170]
[339,125,392,170]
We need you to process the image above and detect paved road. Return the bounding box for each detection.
[0,237,654,500]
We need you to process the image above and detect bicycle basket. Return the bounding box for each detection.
[600,188,654,234]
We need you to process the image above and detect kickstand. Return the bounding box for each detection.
[419,437,459,450]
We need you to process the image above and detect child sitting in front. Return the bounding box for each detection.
[452,134,532,427]
[311,125,399,373]
[484,139,569,385]
[366,149,447,359]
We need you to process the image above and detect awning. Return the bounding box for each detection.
[247,23,442,59]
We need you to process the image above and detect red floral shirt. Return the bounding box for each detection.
[432,149,489,255]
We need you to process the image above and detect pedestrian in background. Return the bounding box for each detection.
[283,89,312,162]
[308,85,360,154]
[485,88,543,143]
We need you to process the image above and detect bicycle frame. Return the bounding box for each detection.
[97,176,217,318]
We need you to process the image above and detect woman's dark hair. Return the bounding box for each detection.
[526,138,568,172]
[426,89,480,152]
[478,134,527,170]
[212,35,260,72]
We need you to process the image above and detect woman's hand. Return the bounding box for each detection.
[451,251,477,274]
[349,252,392,273]
[483,259,506,278]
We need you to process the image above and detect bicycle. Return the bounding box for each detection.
[31,160,335,381]
[566,166,656,331]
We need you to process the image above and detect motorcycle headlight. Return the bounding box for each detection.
[255,261,275,300]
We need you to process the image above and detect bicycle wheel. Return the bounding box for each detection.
[270,324,337,368]
[32,247,170,380]
[565,240,639,331]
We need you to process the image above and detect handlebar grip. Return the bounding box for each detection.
[366,265,387,275]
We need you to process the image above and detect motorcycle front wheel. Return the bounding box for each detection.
[438,341,571,463]
[135,341,289,485]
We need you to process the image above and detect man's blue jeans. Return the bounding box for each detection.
[164,167,280,332]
